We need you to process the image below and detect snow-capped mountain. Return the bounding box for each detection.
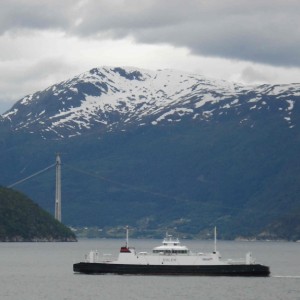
[2,67,300,139]
[1,67,300,239]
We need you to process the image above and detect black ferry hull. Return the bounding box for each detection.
[73,262,270,276]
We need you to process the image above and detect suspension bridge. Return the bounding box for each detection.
[8,154,62,222]
[7,155,241,225]
[7,154,191,223]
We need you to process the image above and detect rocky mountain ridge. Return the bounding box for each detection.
[2,67,299,139]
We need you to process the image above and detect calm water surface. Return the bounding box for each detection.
[0,239,299,300]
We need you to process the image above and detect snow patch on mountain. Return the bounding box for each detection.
[286,100,294,111]
[2,67,300,139]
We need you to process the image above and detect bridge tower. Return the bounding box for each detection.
[55,153,62,222]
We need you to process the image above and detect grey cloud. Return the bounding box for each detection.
[69,0,300,67]
[1,0,300,68]
[239,66,275,83]
[0,0,75,34]
[25,57,77,80]
[0,98,17,114]
[0,57,78,113]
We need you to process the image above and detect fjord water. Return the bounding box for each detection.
[0,239,299,300]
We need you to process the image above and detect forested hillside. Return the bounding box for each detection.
[0,187,76,241]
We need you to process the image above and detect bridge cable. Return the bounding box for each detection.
[64,163,240,212]
[8,163,56,188]
[64,163,185,202]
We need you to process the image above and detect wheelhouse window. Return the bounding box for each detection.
[153,250,188,254]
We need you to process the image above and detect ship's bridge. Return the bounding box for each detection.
[152,234,189,254]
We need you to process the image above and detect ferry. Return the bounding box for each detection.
[73,228,270,276]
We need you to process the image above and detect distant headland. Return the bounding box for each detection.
[0,187,76,242]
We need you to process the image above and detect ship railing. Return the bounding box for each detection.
[227,252,255,265]
[227,259,247,265]
[84,251,117,263]
[85,250,99,263]
[102,253,116,262]
[195,252,215,256]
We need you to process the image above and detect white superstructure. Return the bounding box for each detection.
[84,229,255,266]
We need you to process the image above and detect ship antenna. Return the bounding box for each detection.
[214,226,217,253]
[126,226,129,248]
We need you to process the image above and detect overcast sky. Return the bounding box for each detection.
[1,0,300,113]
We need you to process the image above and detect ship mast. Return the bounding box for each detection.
[55,153,62,222]
[214,226,217,253]
[125,226,129,248]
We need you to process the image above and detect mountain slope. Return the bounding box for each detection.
[0,187,76,241]
[1,67,300,240]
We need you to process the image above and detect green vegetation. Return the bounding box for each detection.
[0,187,76,241]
